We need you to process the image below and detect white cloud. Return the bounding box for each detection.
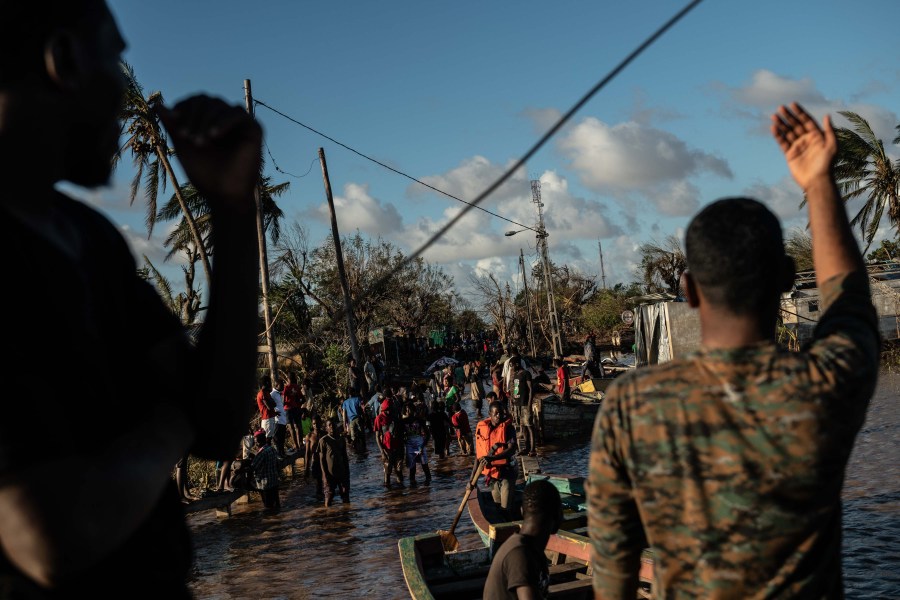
[742,177,806,228]
[307,182,402,235]
[723,70,900,148]
[555,117,732,218]
[410,155,528,207]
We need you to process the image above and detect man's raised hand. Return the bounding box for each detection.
[770,102,837,192]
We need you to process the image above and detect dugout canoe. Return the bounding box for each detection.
[467,473,590,546]
[398,522,595,600]
[465,473,656,598]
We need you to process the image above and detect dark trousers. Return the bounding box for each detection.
[260,486,280,509]
[323,474,350,503]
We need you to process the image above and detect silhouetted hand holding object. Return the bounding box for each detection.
[158,96,262,211]
[770,102,837,193]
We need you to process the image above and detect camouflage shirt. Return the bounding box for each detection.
[588,271,880,599]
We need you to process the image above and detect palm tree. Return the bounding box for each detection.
[138,254,202,326]
[156,176,288,262]
[637,235,686,295]
[831,111,900,247]
[115,62,213,286]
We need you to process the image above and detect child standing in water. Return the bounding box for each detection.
[403,404,432,486]
[251,430,281,510]
[318,418,350,507]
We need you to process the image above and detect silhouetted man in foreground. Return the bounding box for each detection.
[0,1,262,596]
[588,103,880,598]
[483,479,563,600]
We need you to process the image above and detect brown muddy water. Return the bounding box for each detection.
[187,371,900,599]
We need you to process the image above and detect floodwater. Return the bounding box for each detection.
[187,371,900,599]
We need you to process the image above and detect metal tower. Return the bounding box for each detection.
[531,180,564,359]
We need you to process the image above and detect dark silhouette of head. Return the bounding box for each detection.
[0,1,127,187]
[685,197,794,315]
[521,479,563,534]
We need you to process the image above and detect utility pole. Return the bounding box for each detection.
[598,239,607,290]
[319,147,361,364]
[531,180,564,359]
[519,248,537,357]
[244,79,277,381]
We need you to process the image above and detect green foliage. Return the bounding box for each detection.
[785,228,814,272]
[321,342,349,412]
[636,235,686,295]
[582,291,628,334]
[828,111,900,247]
[866,238,900,263]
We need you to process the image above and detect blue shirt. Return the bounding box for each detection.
[342,396,362,422]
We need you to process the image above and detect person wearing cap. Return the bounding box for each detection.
[373,399,404,487]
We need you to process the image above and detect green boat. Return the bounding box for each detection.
[398,521,595,600]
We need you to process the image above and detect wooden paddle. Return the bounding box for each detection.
[438,458,486,552]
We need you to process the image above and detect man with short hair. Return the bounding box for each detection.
[0,2,262,595]
[483,479,563,600]
[341,390,365,453]
[476,401,520,520]
[502,347,527,424]
[588,103,880,598]
[256,375,278,441]
[373,399,404,487]
[511,363,535,456]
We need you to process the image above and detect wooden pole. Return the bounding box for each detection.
[520,248,537,357]
[319,147,361,364]
[243,79,277,381]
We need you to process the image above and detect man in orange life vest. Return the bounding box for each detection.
[476,399,520,520]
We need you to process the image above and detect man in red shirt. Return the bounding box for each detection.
[450,401,473,456]
[373,399,404,487]
[282,372,304,453]
[256,375,278,441]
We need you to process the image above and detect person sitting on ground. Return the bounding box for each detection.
[318,418,350,507]
[476,400,520,520]
[483,479,563,600]
[450,401,474,456]
[251,430,281,511]
[588,103,880,598]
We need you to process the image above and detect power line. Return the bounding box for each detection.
[263,139,318,179]
[258,0,704,328]
[253,98,538,233]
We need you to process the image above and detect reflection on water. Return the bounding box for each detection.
[188,371,900,599]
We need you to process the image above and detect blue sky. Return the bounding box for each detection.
[75,0,900,298]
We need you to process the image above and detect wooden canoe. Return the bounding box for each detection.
[399,522,595,600]
[465,473,656,598]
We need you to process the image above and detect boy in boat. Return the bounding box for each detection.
[483,479,563,600]
[476,400,520,520]
[588,104,880,598]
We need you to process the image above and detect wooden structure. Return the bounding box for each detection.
[399,523,595,599]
